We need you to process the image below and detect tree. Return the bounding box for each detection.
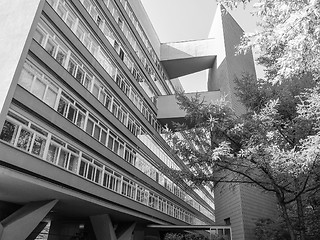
[163,232,228,240]
[254,218,290,240]
[164,75,320,240]
[217,0,320,83]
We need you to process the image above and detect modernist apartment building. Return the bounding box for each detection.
[0,0,275,240]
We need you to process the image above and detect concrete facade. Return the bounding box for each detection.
[0,1,276,240]
[0,0,217,239]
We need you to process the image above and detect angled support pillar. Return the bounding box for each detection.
[132,225,144,240]
[0,200,58,240]
[26,221,48,240]
[118,222,136,240]
[90,214,117,240]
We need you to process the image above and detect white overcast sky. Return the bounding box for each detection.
[140,0,261,93]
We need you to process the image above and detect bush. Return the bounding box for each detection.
[254,218,290,240]
[164,232,229,240]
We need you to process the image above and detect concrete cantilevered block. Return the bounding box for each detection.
[157,91,221,129]
[160,39,217,79]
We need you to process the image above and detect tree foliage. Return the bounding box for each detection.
[218,0,320,83]
[163,1,320,240]
[164,75,320,239]
[254,218,290,240]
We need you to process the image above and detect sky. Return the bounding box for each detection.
[139,0,260,93]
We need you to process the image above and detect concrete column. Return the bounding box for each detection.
[0,200,58,240]
[90,214,117,240]
[26,222,48,240]
[118,222,136,240]
[132,225,145,240]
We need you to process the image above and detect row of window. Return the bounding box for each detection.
[35,16,162,135]
[80,0,170,96]
[48,0,160,105]
[33,17,186,180]
[0,109,206,225]
[40,1,214,217]
[118,0,176,94]
[97,0,215,216]
[42,1,197,196]
[18,60,211,216]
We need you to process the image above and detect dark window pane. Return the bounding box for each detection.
[79,161,87,177]
[67,60,76,76]
[31,135,46,157]
[47,143,58,163]
[58,149,68,168]
[86,119,94,135]
[67,105,76,122]
[57,99,67,116]
[75,68,84,83]
[93,125,100,140]
[0,120,17,144]
[68,154,78,173]
[17,129,33,151]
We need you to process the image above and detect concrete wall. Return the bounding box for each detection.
[239,185,278,240]
[208,5,256,114]
[214,183,278,240]
[214,184,245,240]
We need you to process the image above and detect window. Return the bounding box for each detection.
[79,159,88,177]
[56,46,67,66]
[31,127,47,158]
[112,101,119,117]
[75,24,85,41]
[93,124,101,140]
[67,57,77,76]
[75,67,85,83]
[44,85,58,108]
[82,0,91,11]
[97,16,102,27]
[45,38,57,56]
[117,17,123,29]
[119,48,124,61]
[86,118,94,135]
[100,127,108,145]
[16,128,33,151]
[47,142,59,163]
[19,67,34,91]
[0,120,18,144]
[84,72,93,91]
[66,12,76,30]
[124,146,136,165]
[57,149,69,168]
[47,0,57,7]
[84,34,92,50]
[92,82,100,98]
[57,2,67,20]
[107,132,115,150]
[34,28,45,45]
[31,78,46,99]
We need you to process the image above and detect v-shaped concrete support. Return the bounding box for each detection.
[90,214,137,240]
[90,214,117,240]
[118,222,136,240]
[0,200,58,240]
